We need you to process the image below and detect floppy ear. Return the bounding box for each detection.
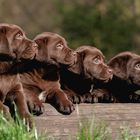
[34,37,49,62]
[75,46,86,60]
[68,48,85,75]
[108,53,132,79]
[34,37,48,49]
[0,26,10,55]
[0,26,7,35]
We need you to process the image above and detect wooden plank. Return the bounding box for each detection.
[35,103,140,139]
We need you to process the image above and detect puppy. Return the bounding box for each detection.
[0,23,38,128]
[87,51,140,103]
[60,45,113,104]
[19,32,76,115]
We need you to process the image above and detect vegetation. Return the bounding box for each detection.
[0,0,140,139]
[0,112,139,140]
[77,118,140,140]
[60,1,138,58]
[77,118,111,140]
[0,113,45,140]
[0,0,140,58]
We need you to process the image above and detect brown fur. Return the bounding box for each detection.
[60,45,113,103]
[0,23,38,128]
[85,51,140,103]
[19,32,76,115]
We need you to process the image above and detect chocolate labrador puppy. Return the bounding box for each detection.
[60,45,113,104]
[18,32,76,115]
[86,51,140,103]
[0,23,38,128]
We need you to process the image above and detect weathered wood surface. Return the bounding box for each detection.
[35,103,140,139]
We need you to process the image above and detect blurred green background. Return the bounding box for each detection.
[1,0,140,59]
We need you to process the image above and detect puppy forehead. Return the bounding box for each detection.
[119,51,140,60]
[34,32,65,42]
[0,23,24,34]
[129,55,140,65]
[87,48,104,57]
[10,24,23,31]
[9,25,25,35]
[77,46,104,58]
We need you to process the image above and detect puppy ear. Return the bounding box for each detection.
[68,48,85,75]
[68,53,81,74]
[75,47,86,61]
[34,37,48,49]
[0,26,10,55]
[0,26,7,35]
[0,37,10,55]
[108,52,132,79]
[34,37,49,62]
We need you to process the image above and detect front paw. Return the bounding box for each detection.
[68,94,83,104]
[55,99,75,115]
[83,93,95,103]
[84,91,115,103]
[28,100,44,116]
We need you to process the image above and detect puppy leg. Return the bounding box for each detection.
[12,84,33,129]
[32,79,75,114]
[25,89,44,115]
[39,89,75,115]
[24,87,45,116]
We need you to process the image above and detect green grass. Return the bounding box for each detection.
[77,117,111,140]
[118,126,140,140]
[0,110,140,140]
[76,117,140,140]
[0,113,45,140]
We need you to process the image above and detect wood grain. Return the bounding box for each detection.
[35,103,140,139]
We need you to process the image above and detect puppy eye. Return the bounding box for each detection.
[56,43,63,49]
[15,33,23,40]
[93,57,101,64]
[135,63,140,70]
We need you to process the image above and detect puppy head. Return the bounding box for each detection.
[69,45,113,81]
[34,32,76,65]
[0,23,38,60]
[109,51,140,86]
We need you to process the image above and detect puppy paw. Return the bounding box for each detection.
[83,93,96,103]
[68,94,83,104]
[83,90,115,103]
[28,100,44,116]
[56,99,75,115]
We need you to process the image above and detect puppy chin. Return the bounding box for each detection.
[68,64,81,74]
[21,56,35,61]
[93,74,113,83]
[100,77,112,83]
